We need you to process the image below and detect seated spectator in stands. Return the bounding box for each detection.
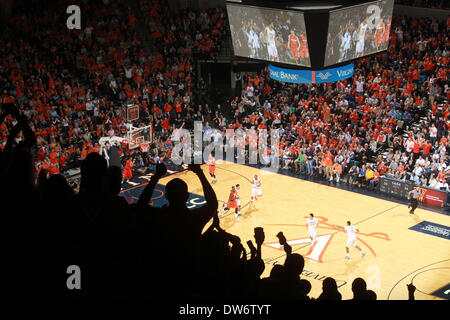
[294,151,306,174]
[282,148,293,170]
[331,161,343,183]
[420,174,428,186]
[369,169,380,190]
[410,171,421,185]
[428,174,438,188]
[357,165,367,188]
[365,165,374,186]
[346,163,359,186]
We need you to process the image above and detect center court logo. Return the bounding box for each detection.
[263,216,389,290]
[170,121,281,171]
[263,216,391,263]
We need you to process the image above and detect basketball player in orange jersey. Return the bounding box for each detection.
[220,185,241,221]
[375,18,385,50]
[288,30,300,64]
[300,33,309,63]
[383,17,391,45]
[207,154,217,183]
[122,157,134,183]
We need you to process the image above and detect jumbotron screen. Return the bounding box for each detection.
[226,3,311,67]
[324,0,394,67]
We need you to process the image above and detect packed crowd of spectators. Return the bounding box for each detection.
[0,0,147,176]
[0,0,228,180]
[229,14,449,192]
[140,0,228,61]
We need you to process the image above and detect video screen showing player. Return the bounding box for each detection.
[324,0,394,67]
[226,3,310,67]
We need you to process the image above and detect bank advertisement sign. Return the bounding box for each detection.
[269,63,354,84]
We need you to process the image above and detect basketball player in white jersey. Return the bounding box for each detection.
[248,28,260,59]
[250,174,262,204]
[335,221,365,259]
[355,18,368,57]
[264,23,278,61]
[340,30,351,62]
[306,213,319,246]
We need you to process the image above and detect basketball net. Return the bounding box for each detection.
[127,124,152,151]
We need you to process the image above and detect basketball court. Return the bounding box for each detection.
[122,161,450,300]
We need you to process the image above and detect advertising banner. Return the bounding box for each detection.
[269,63,354,84]
[414,186,448,208]
[378,176,413,199]
[378,177,448,208]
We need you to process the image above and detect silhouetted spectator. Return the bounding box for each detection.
[351,277,370,300]
[280,253,310,300]
[136,162,218,298]
[317,277,343,300]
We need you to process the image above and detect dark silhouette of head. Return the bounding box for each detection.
[46,174,73,201]
[352,277,367,299]
[165,178,189,207]
[299,279,312,295]
[322,277,338,293]
[80,152,107,193]
[270,264,284,280]
[284,253,305,278]
[247,257,265,279]
[319,277,342,300]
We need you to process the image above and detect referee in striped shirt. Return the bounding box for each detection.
[408,187,421,214]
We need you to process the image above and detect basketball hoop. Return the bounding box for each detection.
[127,124,152,150]
[129,140,138,149]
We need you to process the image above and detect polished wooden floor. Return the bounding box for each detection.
[156,161,450,300]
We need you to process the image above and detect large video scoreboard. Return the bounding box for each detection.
[226,0,394,70]
[325,0,394,67]
[227,3,310,67]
